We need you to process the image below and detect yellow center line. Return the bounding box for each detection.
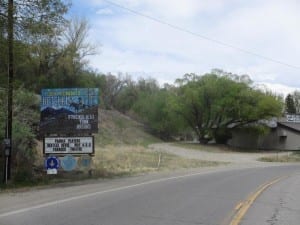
[234,202,243,211]
[228,176,288,225]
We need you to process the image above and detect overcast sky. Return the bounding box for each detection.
[70,0,300,96]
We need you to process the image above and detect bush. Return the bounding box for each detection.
[13,167,34,184]
[0,88,39,183]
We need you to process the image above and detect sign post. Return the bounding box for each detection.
[40,88,99,175]
[2,139,11,184]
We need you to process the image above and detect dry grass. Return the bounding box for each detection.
[96,110,160,147]
[8,111,223,188]
[259,152,300,163]
[92,145,224,177]
[173,142,277,153]
[173,142,233,153]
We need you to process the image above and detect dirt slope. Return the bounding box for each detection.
[96,110,160,146]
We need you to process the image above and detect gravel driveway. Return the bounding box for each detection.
[149,143,286,165]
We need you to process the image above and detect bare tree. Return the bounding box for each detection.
[61,17,98,69]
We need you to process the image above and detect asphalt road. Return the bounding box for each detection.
[241,171,300,225]
[0,164,299,225]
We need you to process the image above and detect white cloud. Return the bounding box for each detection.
[96,8,114,15]
[90,0,226,18]
[80,0,300,94]
[256,82,300,97]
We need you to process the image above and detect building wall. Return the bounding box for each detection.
[227,131,260,149]
[228,127,300,150]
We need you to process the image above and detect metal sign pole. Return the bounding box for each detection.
[5,156,8,184]
[3,139,11,184]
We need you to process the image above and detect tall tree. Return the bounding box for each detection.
[101,74,129,109]
[62,17,97,66]
[170,72,282,143]
[53,17,97,87]
[0,0,69,182]
[0,0,70,91]
[285,94,296,114]
[291,91,300,114]
[132,88,183,139]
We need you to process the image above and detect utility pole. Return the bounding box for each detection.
[3,0,14,184]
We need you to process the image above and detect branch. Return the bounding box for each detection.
[0,12,7,18]
[228,119,260,129]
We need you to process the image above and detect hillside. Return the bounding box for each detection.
[95,110,161,147]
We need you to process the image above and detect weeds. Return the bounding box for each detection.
[93,146,224,177]
[259,152,300,162]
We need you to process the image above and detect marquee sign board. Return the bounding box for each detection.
[43,136,94,155]
[40,88,99,134]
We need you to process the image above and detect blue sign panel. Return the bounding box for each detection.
[45,156,60,170]
[78,156,92,168]
[40,88,99,134]
[60,155,77,171]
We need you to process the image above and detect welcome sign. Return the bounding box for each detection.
[40,88,99,134]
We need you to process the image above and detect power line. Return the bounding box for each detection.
[103,0,300,70]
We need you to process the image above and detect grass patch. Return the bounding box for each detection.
[93,146,225,177]
[259,152,300,162]
[0,145,225,191]
[172,142,233,153]
[173,142,271,153]
[96,110,161,147]
[0,171,96,191]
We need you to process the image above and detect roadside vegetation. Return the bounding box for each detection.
[172,143,233,153]
[93,146,223,177]
[172,143,272,153]
[259,152,300,162]
[1,109,225,189]
[1,147,223,189]
[0,1,299,187]
[92,111,224,178]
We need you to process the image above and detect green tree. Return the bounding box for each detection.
[133,88,183,139]
[0,0,70,92]
[170,72,282,144]
[290,91,300,114]
[101,74,129,109]
[285,94,296,114]
[0,0,69,182]
[113,77,184,139]
[114,77,138,113]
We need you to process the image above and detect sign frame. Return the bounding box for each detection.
[43,136,95,156]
